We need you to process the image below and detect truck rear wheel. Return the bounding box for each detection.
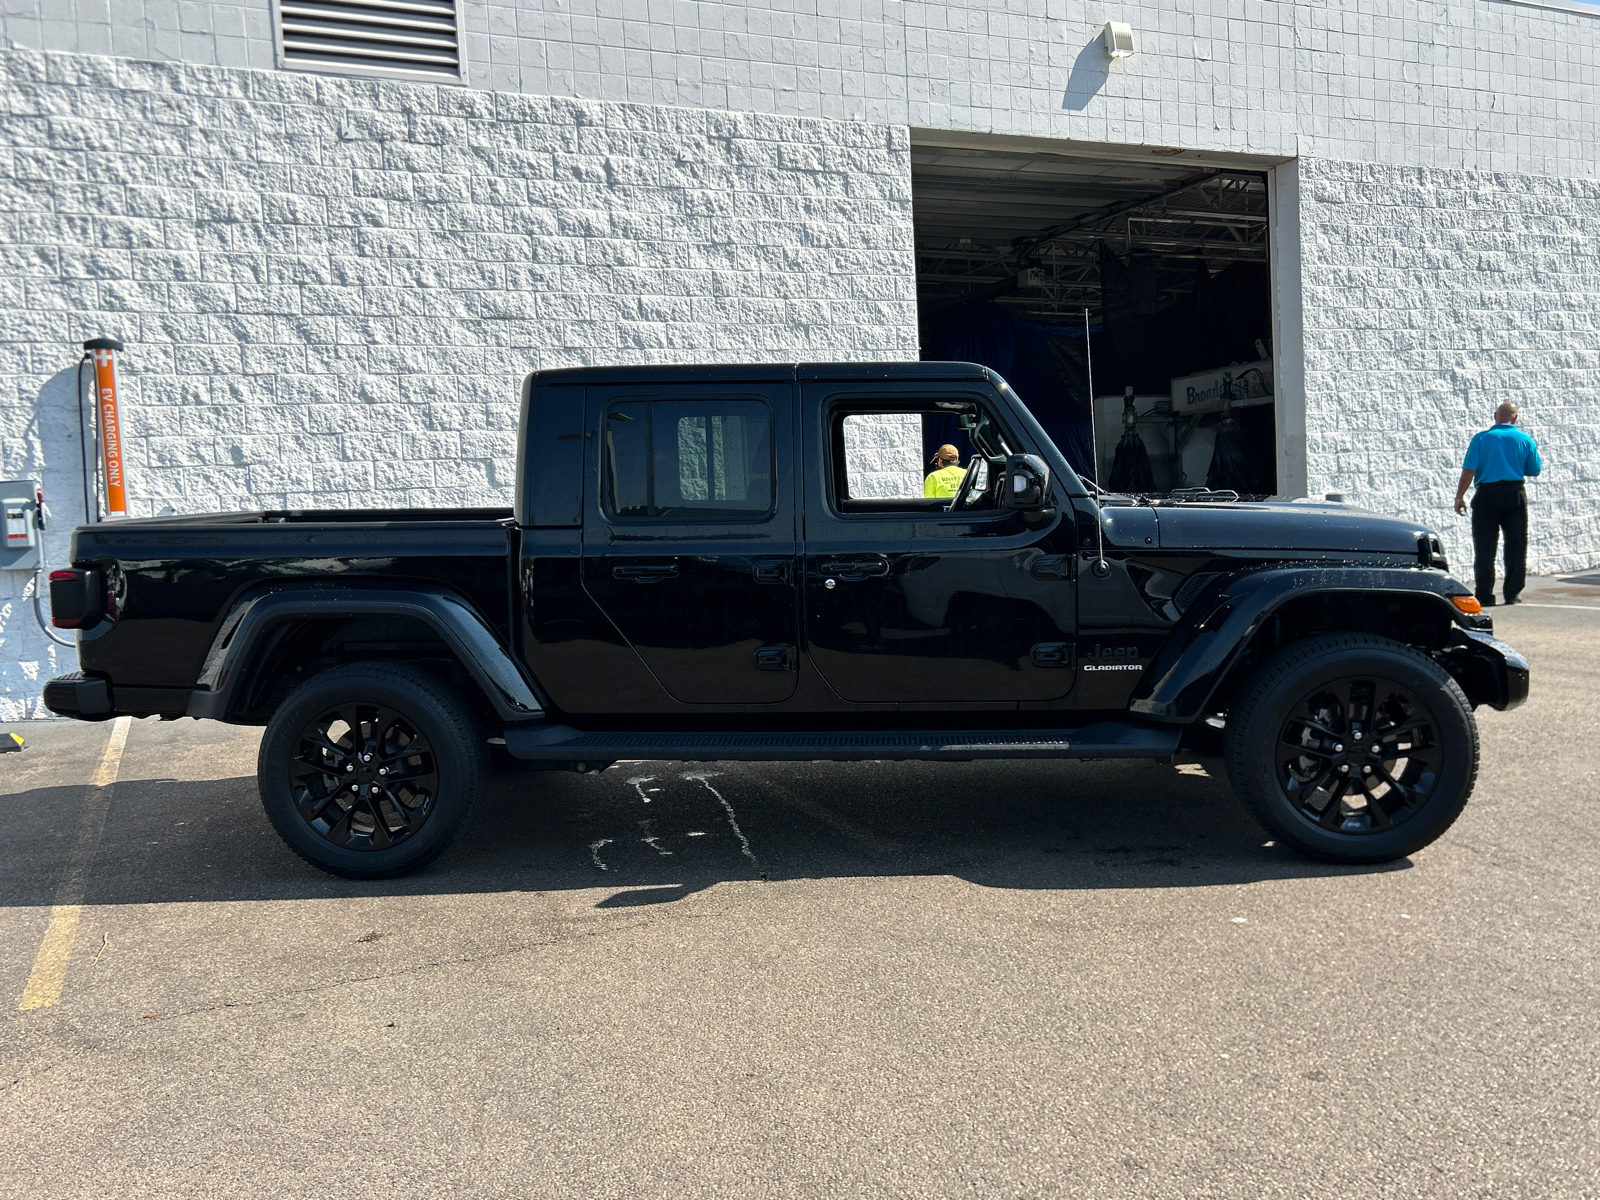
[258,662,487,879]
[1223,633,1478,864]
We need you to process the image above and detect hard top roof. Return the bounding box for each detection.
[529,361,994,386]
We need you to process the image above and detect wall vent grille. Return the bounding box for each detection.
[276,0,464,83]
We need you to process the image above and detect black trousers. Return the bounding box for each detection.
[1471,481,1528,603]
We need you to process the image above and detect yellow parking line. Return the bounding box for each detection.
[18,716,132,1012]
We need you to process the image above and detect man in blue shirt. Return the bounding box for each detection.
[1454,402,1543,606]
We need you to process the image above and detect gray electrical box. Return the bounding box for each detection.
[1,480,41,572]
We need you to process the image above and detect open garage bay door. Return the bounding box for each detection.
[913,134,1284,496]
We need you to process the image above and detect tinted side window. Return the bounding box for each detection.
[603,399,773,521]
[603,401,651,518]
[833,407,1006,513]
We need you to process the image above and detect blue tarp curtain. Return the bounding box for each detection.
[920,303,1099,480]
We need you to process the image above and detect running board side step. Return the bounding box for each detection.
[502,721,1181,764]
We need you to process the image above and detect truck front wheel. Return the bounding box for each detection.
[1223,633,1478,864]
[257,662,487,878]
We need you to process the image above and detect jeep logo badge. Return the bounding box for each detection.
[1081,644,1144,672]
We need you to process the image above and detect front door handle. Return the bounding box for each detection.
[1031,642,1075,668]
[613,563,679,583]
[819,555,889,580]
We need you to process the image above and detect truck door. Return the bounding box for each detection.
[581,382,799,705]
[799,384,1077,705]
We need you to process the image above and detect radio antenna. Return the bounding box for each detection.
[1085,308,1108,577]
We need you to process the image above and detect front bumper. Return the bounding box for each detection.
[1434,628,1530,711]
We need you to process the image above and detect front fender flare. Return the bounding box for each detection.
[186,584,545,723]
[1128,566,1484,722]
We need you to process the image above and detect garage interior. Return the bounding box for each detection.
[913,136,1278,496]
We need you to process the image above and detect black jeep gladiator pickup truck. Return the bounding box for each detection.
[44,362,1528,878]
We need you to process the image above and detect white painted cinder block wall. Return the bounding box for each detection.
[12,2,1595,175]
[2,0,1598,716]
[1297,158,1600,575]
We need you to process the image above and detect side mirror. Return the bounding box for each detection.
[1001,454,1050,510]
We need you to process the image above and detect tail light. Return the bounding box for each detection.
[104,567,124,621]
[49,569,103,629]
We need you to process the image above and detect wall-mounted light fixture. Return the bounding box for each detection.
[1103,21,1135,59]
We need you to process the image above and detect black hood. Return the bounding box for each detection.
[1146,501,1430,554]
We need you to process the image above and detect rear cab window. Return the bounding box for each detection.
[603,399,774,522]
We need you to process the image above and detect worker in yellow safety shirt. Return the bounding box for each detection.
[924,444,966,498]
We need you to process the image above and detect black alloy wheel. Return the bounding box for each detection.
[288,702,440,851]
[1225,633,1477,863]
[1276,678,1443,836]
[259,662,487,878]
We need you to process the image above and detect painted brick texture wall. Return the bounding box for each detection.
[9,1,1596,178]
[1299,157,1600,575]
[478,0,1600,177]
[0,47,917,718]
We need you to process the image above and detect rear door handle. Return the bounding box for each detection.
[613,563,679,583]
[819,555,889,580]
[754,645,795,671]
[752,559,792,585]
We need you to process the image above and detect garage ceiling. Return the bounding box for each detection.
[913,141,1273,322]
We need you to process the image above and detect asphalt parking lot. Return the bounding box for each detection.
[3,579,1597,1199]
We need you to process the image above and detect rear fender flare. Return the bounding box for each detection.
[1128,566,1481,722]
[186,584,545,723]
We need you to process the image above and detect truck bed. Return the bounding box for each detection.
[69,508,516,699]
[120,507,515,526]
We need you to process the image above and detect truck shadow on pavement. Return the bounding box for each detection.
[1,753,1410,909]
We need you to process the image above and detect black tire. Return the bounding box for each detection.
[1223,633,1478,864]
[258,662,488,879]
